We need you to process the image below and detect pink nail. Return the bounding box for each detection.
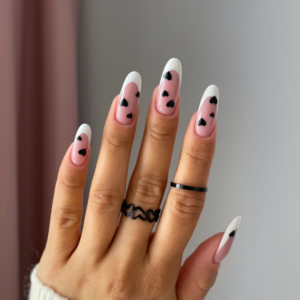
[156,58,182,115]
[71,124,91,166]
[214,216,241,264]
[116,72,141,125]
[195,85,219,137]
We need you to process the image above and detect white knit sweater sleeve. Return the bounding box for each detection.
[29,264,68,300]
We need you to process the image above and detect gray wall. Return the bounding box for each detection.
[78,1,300,299]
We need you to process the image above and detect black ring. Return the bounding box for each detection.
[121,201,161,223]
[170,181,208,192]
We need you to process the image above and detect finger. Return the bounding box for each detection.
[45,124,91,261]
[176,216,242,300]
[115,58,182,253]
[78,72,141,260]
[176,233,221,300]
[150,85,219,261]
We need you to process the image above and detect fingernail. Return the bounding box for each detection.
[71,124,92,166]
[156,58,182,115]
[116,71,141,125]
[195,85,219,137]
[213,216,241,264]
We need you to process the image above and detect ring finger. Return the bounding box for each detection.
[77,72,141,261]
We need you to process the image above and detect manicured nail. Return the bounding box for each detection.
[213,216,241,264]
[195,85,219,137]
[116,71,141,125]
[71,124,91,166]
[156,58,182,115]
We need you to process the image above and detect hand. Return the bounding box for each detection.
[37,59,240,300]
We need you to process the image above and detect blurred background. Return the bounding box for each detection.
[1,0,300,299]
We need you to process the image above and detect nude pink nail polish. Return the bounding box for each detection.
[156,58,182,116]
[195,85,219,137]
[71,124,91,166]
[116,72,141,125]
[213,216,241,264]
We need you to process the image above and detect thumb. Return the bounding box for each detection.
[176,216,241,300]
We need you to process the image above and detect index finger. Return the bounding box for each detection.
[149,85,219,262]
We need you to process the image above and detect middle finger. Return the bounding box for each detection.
[114,58,182,254]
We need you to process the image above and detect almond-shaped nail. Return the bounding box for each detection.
[71,124,91,166]
[116,71,141,125]
[157,58,182,115]
[213,216,241,264]
[195,85,219,137]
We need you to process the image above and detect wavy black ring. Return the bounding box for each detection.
[170,181,208,192]
[121,201,161,223]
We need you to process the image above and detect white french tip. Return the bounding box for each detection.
[75,123,92,145]
[160,58,182,86]
[217,216,242,251]
[198,84,219,111]
[120,71,142,94]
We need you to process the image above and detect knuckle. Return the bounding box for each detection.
[105,131,130,149]
[148,122,175,142]
[195,278,216,293]
[58,171,85,190]
[169,191,205,222]
[134,173,166,205]
[89,188,122,214]
[184,143,213,169]
[54,206,82,228]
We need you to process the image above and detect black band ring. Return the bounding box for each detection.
[170,181,208,192]
[121,201,161,223]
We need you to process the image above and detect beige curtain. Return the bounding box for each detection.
[0,1,78,298]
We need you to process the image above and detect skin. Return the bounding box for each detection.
[38,86,224,300]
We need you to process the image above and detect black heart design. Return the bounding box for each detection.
[121,202,133,215]
[198,118,206,126]
[163,71,172,80]
[77,135,82,141]
[121,202,160,222]
[166,100,174,108]
[210,96,218,105]
[136,92,140,97]
[210,112,215,118]
[127,113,133,119]
[162,90,169,97]
[78,149,86,156]
[120,98,128,107]
[229,230,235,237]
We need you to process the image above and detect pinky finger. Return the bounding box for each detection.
[44,124,91,262]
[176,216,241,300]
